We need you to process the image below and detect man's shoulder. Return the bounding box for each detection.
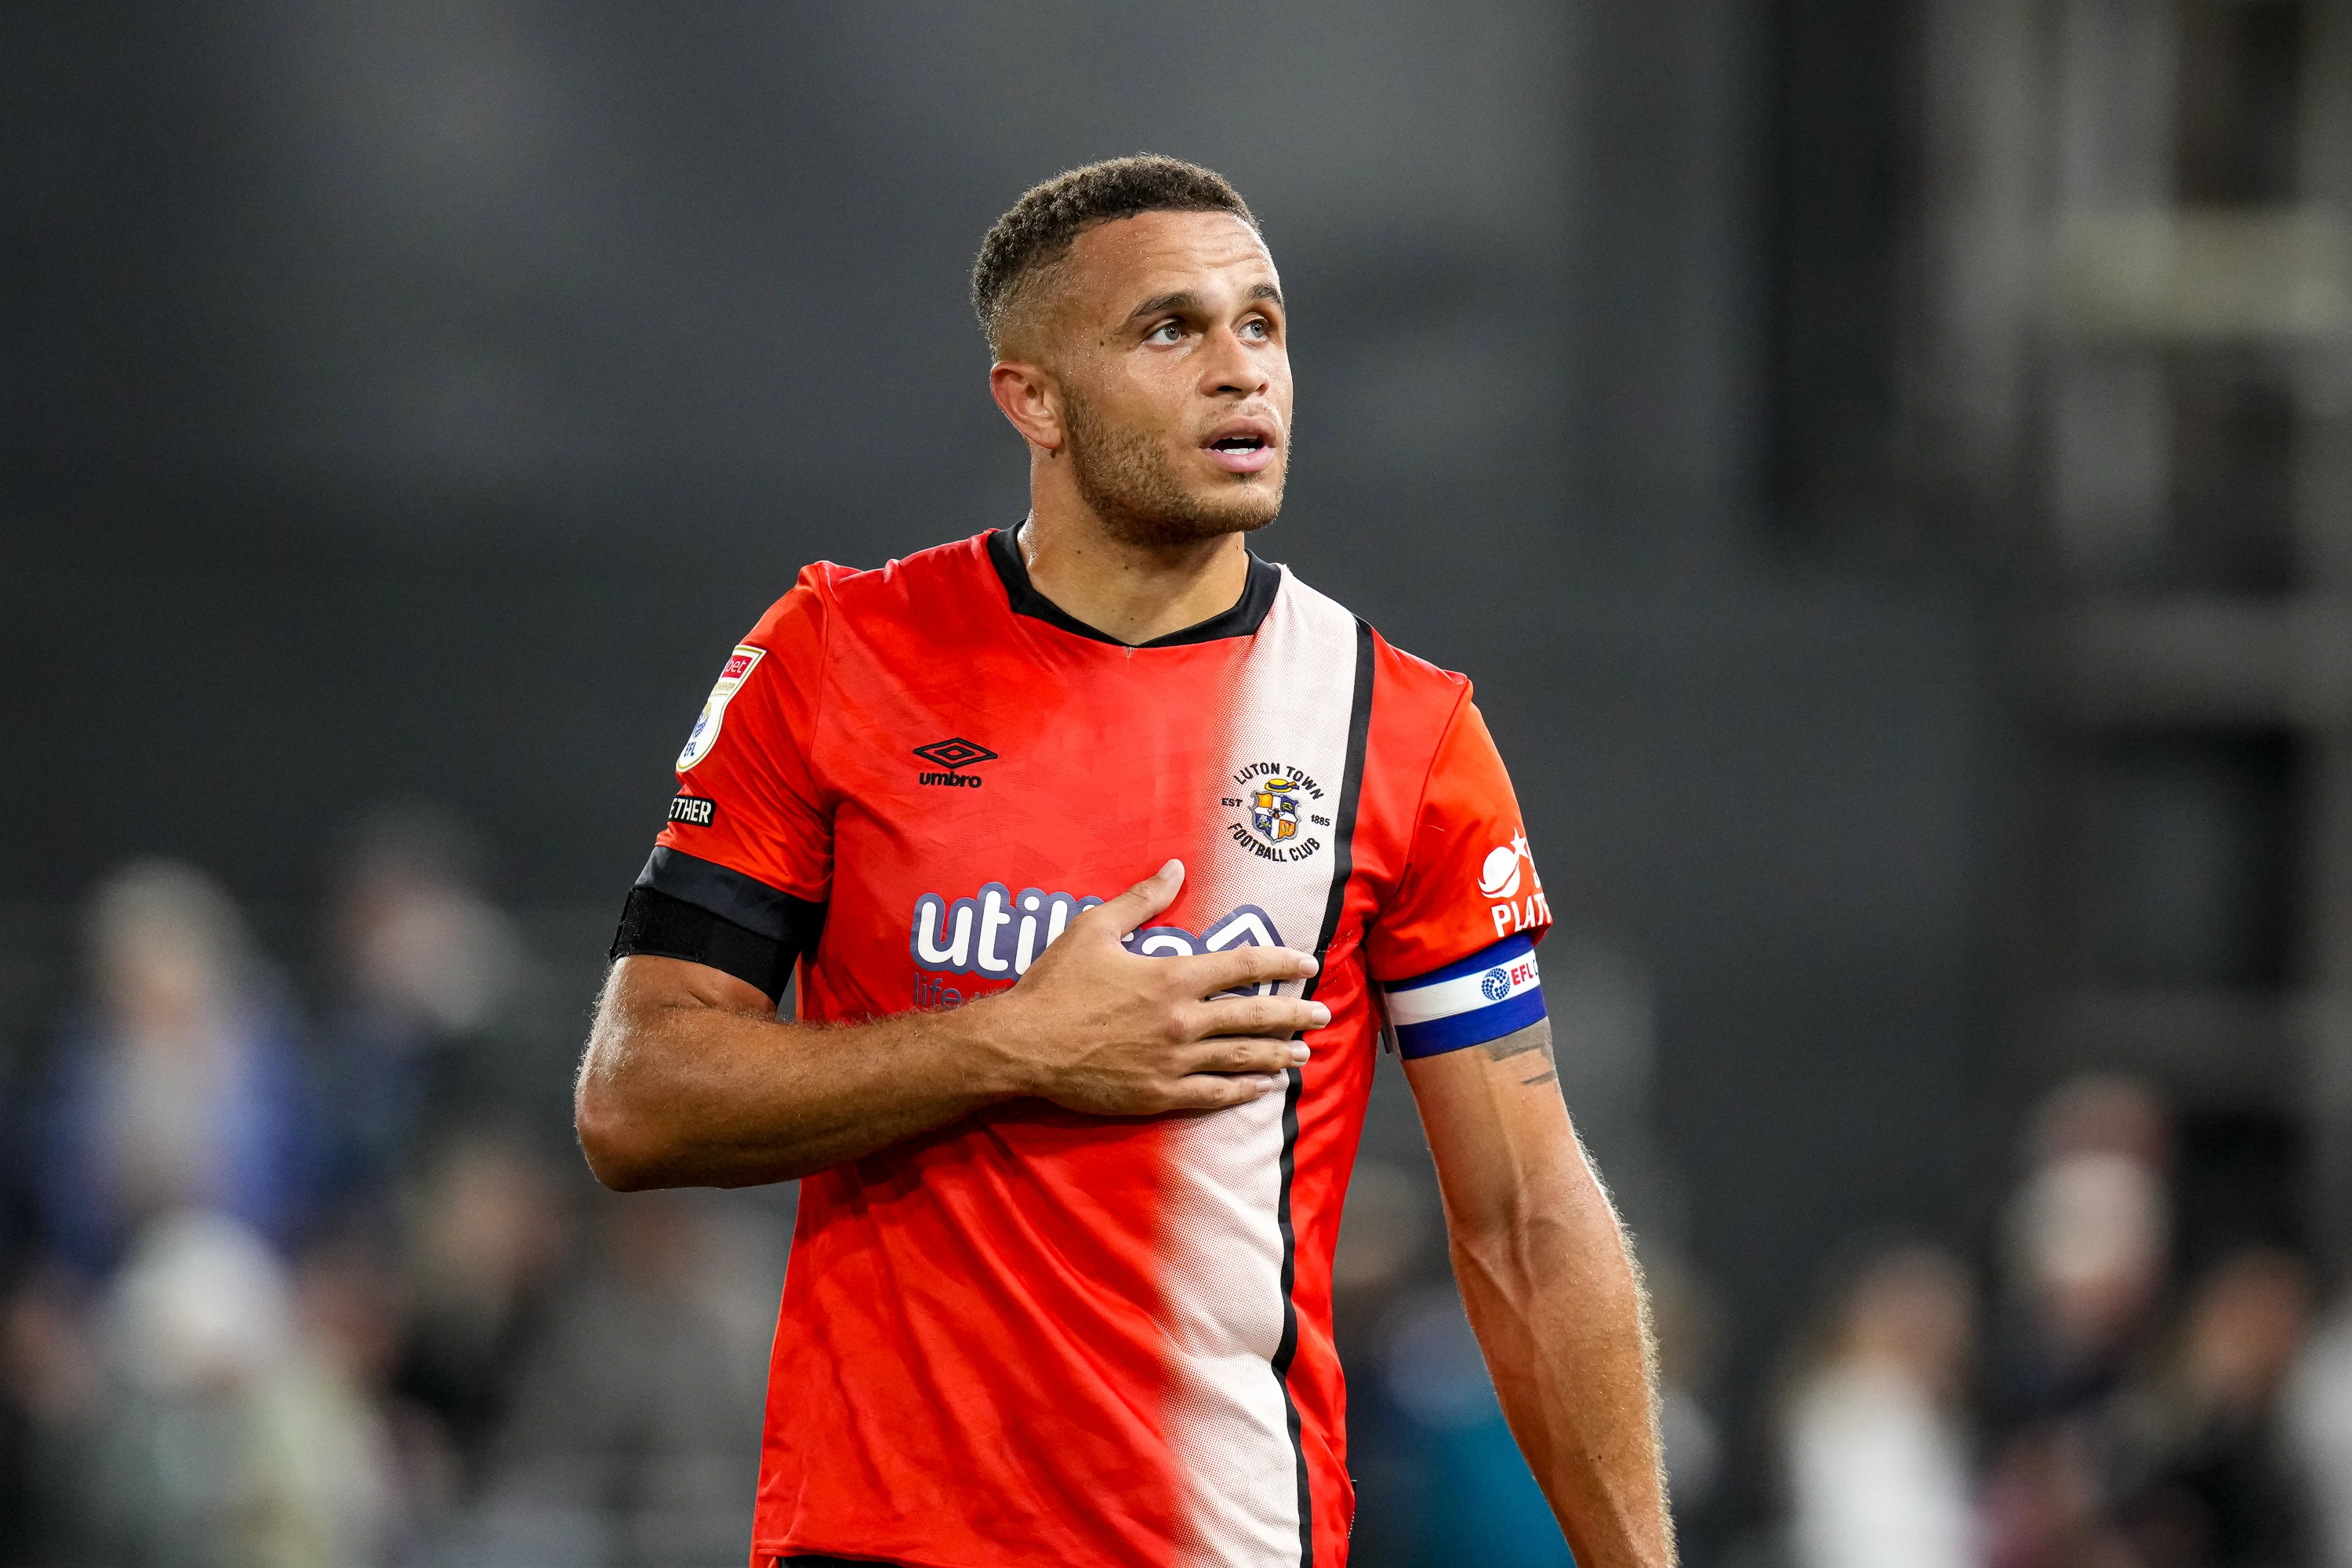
[749,531,999,644]
[1367,627,1470,707]
[1276,564,1472,721]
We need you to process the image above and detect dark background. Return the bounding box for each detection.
[3,0,1987,1342]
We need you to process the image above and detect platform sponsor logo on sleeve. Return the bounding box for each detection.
[667,794,717,827]
[1484,831,1552,937]
[676,644,764,771]
[1220,761,1332,863]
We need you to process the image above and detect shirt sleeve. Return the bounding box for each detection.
[1365,691,1553,1057]
[607,568,833,1001]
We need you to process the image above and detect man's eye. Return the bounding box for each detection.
[1147,321,1184,344]
[1241,318,1272,339]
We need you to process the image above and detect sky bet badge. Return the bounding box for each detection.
[677,644,764,771]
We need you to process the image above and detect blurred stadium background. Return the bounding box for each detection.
[6,2,2352,1564]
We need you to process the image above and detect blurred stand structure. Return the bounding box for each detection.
[1768,0,2352,1553]
[1795,0,2352,1238]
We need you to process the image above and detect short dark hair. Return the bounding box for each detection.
[971,154,1258,355]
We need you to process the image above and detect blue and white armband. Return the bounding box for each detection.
[1380,933,1545,1058]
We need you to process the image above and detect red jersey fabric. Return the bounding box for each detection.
[619,529,1550,1568]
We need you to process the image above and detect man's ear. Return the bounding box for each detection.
[989,360,1065,455]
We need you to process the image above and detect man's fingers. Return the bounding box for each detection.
[1160,1071,1290,1112]
[1189,995,1329,1041]
[1180,943,1319,997]
[1085,858,1185,937]
[1182,1035,1309,1077]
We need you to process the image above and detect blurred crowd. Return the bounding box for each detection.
[1771,1075,2347,1568]
[0,812,785,1568]
[10,819,2352,1568]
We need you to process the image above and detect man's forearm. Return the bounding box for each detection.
[1411,1020,1675,1568]
[578,869,1324,1191]
[577,964,1023,1189]
[1450,1146,1675,1568]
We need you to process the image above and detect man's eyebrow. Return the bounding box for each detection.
[1126,289,1203,323]
[1123,282,1286,324]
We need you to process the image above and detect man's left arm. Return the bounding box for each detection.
[1405,1018,1675,1568]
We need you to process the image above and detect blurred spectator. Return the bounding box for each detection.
[86,1209,398,1568]
[2109,1247,2313,1567]
[0,1265,105,1566]
[30,862,318,1279]
[1375,1281,1573,1568]
[323,805,528,1208]
[1329,1158,1443,1563]
[451,1190,775,1568]
[1781,1241,1978,1568]
[1331,1157,1439,1348]
[2288,1275,2352,1568]
[299,1233,463,1559]
[1980,1075,2174,1568]
[1649,1250,1728,1531]
[1990,1076,2174,1428]
[391,1136,568,1488]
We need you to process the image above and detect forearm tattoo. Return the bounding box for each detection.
[1481,1018,1559,1090]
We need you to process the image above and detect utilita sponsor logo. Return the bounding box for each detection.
[909,882,1287,995]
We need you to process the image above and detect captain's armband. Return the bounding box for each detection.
[1379,934,1544,1059]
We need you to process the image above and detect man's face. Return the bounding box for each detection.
[1038,210,1291,546]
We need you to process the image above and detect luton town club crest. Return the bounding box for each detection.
[1250,776,1303,842]
[1223,761,1331,863]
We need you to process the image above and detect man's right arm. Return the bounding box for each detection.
[575,859,1323,1189]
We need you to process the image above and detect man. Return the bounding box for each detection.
[578,155,1673,1568]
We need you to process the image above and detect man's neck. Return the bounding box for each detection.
[1016,504,1252,647]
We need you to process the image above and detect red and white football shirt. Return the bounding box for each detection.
[612,528,1552,1568]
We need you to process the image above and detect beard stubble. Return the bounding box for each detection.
[1062,388,1285,549]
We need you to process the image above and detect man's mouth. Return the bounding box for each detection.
[1203,427,1279,475]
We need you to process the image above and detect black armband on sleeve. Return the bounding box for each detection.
[608,848,827,1004]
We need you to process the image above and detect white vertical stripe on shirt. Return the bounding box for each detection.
[1160,566,1359,1568]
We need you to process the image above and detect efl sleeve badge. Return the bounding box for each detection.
[676,644,765,771]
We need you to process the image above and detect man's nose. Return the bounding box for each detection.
[1200,326,1267,397]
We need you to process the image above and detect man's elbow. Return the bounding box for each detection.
[574,1030,674,1192]
[1447,1195,1595,1294]
[575,1106,662,1192]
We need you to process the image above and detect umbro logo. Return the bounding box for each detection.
[914,737,997,789]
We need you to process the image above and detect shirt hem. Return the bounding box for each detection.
[756,1539,1030,1568]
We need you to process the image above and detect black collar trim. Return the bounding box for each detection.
[987,525,1280,648]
